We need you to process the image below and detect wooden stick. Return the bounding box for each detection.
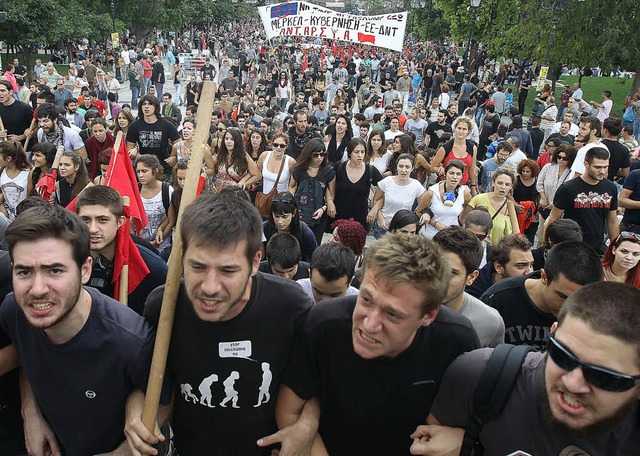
[119,195,130,305]
[0,115,4,132]
[141,81,217,441]
[23,119,36,150]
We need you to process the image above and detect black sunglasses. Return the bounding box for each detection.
[312,151,326,157]
[272,143,287,148]
[548,334,640,392]
[475,233,488,241]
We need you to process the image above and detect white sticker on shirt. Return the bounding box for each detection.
[219,340,253,359]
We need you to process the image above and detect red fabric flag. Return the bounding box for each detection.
[104,136,148,233]
[348,46,353,58]
[302,49,308,72]
[340,47,345,63]
[357,33,376,45]
[321,47,326,61]
[331,42,337,56]
[35,168,59,201]
[405,46,410,60]
[112,204,150,299]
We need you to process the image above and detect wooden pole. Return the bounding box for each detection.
[119,195,130,305]
[141,81,217,440]
[23,119,36,150]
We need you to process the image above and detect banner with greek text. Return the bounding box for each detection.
[258,1,407,52]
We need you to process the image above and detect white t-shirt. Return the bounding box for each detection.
[378,176,425,225]
[120,50,130,65]
[371,151,392,174]
[571,141,609,175]
[597,99,612,122]
[384,129,403,141]
[505,149,528,168]
[140,185,174,248]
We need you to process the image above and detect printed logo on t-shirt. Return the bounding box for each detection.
[559,446,590,456]
[85,390,96,399]
[573,191,613,209]
[178,341,273,410]
[139,130,163,149]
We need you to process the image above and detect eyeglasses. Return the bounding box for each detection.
[312,152,326,157]
[548,334,640,392]
[616,231,640,243]
[272,143,287,148]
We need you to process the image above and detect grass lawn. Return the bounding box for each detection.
[506,75,633,118]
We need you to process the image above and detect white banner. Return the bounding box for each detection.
[258,1,407,52]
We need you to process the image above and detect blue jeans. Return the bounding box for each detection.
[372,220,388,239]
[634,118,640,140]
[475,106,485,125]
[130,85,139,106]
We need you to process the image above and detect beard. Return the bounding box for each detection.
[540,361,638,437]
[22,277,82,330]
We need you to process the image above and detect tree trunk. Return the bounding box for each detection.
[22,50,33,84]
[632,63,640,95]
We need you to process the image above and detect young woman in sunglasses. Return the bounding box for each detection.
[602,232,640,287]
[257,133,295,195]
[289,138,336,245]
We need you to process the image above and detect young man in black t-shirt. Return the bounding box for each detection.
[126,94,180,176]
[480,241,602,348]
[0,206,162,456]
[270,234,479,455]
[548,146,619,253]
[125,194,314,456]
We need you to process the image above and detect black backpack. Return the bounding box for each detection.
[460,344,534,456]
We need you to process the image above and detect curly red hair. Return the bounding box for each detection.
[331,219,367,256]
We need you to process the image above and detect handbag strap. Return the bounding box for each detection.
[491,198,509,220]
[270,153,287,194]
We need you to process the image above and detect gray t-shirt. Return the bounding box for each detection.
[431,349,640,455]
[459,292,505,348]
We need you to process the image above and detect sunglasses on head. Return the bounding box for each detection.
[548,334,640,392]
[616,231,640,243]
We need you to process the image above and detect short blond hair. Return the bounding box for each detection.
[361,233,450,314]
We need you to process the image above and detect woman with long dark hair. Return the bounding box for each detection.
[289,138,336,244]
[324,114,353,166]
[263,191,317,262]
[0,141,33,220]
[385,134,431,180]
[329,138,382,230]
[367,130,391,174]
[213,127,262,193]
[136,154,173,247]
[30,142,56,194]
[246,129,268,163]
[53,151,89,208]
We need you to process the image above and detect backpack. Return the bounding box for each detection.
[460,344,534,456]
[139,181,171,215]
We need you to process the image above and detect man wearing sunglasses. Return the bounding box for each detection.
[411,282,640,455]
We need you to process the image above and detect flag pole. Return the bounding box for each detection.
[23,119,36,150]
[140,81,217,442]
[119,195,130,305]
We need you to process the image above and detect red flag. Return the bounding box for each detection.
[321,47,326,61]
[35,168,59,201]
[112,204,150,298]
[302,49,308,72]
[405,46,410,60]
[104,135,148,233]
[340,47,345,63]
[348,46,353,58]
[357,33,376,45]
[331,42,337,56]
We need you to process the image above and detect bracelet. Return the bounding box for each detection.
[469,184,477,187]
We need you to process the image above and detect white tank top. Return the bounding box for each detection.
[261,151,292,194]
[420,181,468,239]
[1,168,29,221]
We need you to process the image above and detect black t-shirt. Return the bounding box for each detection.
[474,89,489,107]
[425,121,453,150]
[622,169,640,225]
[282,296,479,456]
[513,177,538,203]
[466,262,493,299]
[126,117,180,175]
[0,252,26,456]
[602,139,632,180]
[333,162,382,228]
[480,272,555,349]
[0,287,160,456]
[547,132,574,146]
[0,100,33,137]
[258,260,310,280]
[553,177,618,252]
[144,274,313,456]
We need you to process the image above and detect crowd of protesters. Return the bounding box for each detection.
[0,14,639,456]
